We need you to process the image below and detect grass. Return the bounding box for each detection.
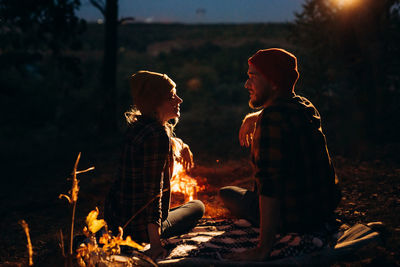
[0,143,399,266]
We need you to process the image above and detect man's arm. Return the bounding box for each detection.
[254,110,283,257]
[226,195,279,261]
[239,110,262,147]
[258,195,280,256]
[229,110,283,261]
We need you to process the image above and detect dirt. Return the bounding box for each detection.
[0,151,399,266]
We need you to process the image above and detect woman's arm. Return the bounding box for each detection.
[142,133,170,256]
[147,223,167,260]
[143,134,169,225]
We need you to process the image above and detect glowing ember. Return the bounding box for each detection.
[171,161,205,202]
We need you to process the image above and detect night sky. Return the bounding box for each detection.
[77,0,303,23]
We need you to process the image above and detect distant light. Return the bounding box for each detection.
[145,17,154,23]
[97,19,104,24]
[331,0,360,8]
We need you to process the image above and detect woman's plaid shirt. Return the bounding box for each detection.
[105,116,173,242]
[251,95,340,233]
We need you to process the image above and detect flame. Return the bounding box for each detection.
[171,161,205,202]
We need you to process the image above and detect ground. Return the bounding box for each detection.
[0,147,399,266]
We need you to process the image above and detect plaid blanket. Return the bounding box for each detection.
[86,220,379,266]
[159,218,330,261]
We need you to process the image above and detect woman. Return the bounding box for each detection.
[105,70,205,260]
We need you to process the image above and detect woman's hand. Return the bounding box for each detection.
[239,112,260,147]
[147,245,167,261]
[171,137,194,171]
[178,143,194,171]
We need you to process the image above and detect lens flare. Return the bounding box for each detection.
[332,0,360,8]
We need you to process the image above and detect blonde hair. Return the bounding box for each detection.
[125,70,178,134]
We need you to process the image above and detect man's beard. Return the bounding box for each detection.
[248,82,275,109]
[249,92,268,109]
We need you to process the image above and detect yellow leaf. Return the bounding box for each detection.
[119,236,144,250]
[86,208,106,234]
[58,194,72,204]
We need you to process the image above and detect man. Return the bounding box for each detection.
[220,48,341,261]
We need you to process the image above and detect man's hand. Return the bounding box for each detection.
[225,246,270,261]
[178,143,194,171]
[239,111,261,147]
[146,245,167,261]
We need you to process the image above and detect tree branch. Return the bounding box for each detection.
[89,0,105,17]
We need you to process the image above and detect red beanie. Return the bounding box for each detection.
[248,48,299,91]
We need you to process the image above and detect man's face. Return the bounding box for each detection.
[245,64,275,109]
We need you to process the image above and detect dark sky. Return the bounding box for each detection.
[77,0,303,23]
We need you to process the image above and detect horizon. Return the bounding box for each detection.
[77,0,303,24]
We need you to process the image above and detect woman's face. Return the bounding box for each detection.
[157,87,183,123]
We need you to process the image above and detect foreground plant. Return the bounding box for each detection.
[59,152,95,257]
[76,208,156,267]
[59,153,157,266]
[19,219,33,266]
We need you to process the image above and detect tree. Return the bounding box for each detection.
[292,0,400,151]
[0,0,90,175]
[88,0,134,133]
[0,0,86,118]
[0,0,85,57]
[0,0,86,97]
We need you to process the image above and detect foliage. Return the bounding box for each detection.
[291,0,400,150]
[59,152,94,257]
[76,208,153,267]
[0,0,86,54]
[0,0,88,161]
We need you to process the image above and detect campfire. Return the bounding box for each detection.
[170,138,207,205]
[170,160,206,204]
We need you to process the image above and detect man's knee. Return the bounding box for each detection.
[219,186,244,202]
[219,186,232,200]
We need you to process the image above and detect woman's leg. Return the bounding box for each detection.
[161,200,205,239]
[219,186,259,226]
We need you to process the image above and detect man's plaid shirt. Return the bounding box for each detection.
[105,116,173,242]
[251,95,340,234]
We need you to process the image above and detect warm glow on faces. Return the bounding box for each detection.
[245,65,275,109]
[157,87,183,123]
